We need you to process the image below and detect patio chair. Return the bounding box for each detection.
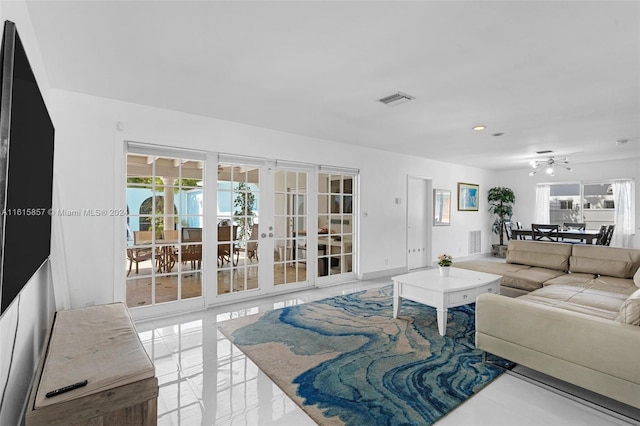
[217,225,238,267]
[235,224,259,264]
[127,231,155,276]
[161,230,180,272]
[182,227,203,270]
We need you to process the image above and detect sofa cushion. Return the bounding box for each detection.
[544,274,638,296]
[453,260,530,276]
[543,272,597,287]
[635,267,640,288]
[506,240,572,271]
[519,285,627,321]
[615,289,640,326]
[569,256,634,279]
[501,267,566,292]
[570,245,640,279]
[578,276,638,296]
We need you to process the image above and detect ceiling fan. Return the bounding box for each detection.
[528,157,572,176]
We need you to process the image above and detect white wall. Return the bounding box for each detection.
[494,158,640,248]
[49,89,497,308]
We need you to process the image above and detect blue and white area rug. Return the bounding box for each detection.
[218,285,511,425]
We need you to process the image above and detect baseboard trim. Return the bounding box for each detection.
[360,267,407,280]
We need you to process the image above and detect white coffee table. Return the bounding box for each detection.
[392,268,501,336]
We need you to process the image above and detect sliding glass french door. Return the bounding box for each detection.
[216,162,264,295]
[316,171,356,284]
[124,149,359,308]
[125,150,204,311]
[273,168,310,288]
[215,160,313,297]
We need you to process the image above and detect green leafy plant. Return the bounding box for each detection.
[488,186,516,246]
[233,182,257,241]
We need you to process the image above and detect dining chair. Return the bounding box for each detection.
[561,222,586,243]
[594,225,607,245]
[502,220,511,241]
[182,227,203,270]
[563,222,586,230]
[514,221,527,240]
[603,224,615,246]
[531,224,560,242]
[126,231,155,276]
[161,230,180,272]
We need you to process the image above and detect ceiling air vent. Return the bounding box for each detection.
[378,91,415,106]
[536,150,553,154]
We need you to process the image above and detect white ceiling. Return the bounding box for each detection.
[25,1,640,171]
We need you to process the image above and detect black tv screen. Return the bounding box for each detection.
[0,21,55,315]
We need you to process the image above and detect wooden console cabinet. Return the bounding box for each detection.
[26,303,158,425]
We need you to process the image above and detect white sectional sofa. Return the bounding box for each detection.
[454,240,640,409]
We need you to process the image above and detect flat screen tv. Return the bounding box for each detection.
[0,21,55,315]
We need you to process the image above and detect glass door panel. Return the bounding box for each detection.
[126,154,204,308]
[217,164,260,295]
[317,173,355,281]
[273,170,308,287]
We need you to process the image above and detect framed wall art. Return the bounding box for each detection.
[458,182,479,211]
[433,189,451,226]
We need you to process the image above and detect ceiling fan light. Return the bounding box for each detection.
[546,166,554,175]
[529,160,538,168]
[529,171,536,176]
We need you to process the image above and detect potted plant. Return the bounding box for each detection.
[487,186,515,258]
[437,253,453,276]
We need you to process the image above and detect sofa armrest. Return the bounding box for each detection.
[475,293,640,385]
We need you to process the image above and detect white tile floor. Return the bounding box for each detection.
[135,277,638,426]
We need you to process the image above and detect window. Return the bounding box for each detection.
[547,181,615,229]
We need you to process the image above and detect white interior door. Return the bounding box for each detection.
[407,176,432,269]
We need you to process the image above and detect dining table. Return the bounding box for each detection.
[129,238,179,273]
[511,228,601,244]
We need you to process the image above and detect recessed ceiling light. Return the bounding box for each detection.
[473,125,486,131]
